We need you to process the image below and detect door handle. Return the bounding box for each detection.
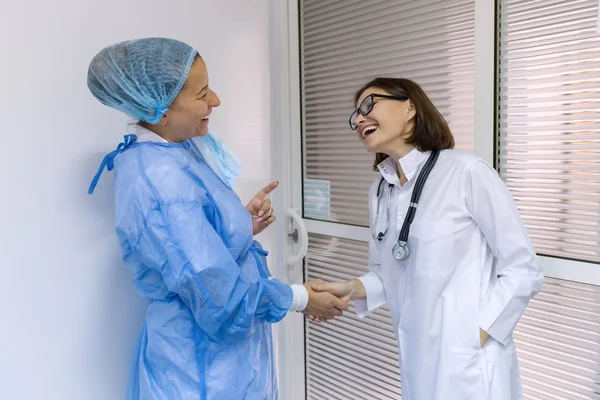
[287,209,308,265]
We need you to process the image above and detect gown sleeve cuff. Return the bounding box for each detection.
[289,284,309,312]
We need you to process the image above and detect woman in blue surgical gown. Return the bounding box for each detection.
[86,37,348,400]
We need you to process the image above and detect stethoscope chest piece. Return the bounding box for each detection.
[392,241,410,260]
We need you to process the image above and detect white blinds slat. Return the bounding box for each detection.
[497,0,600,263]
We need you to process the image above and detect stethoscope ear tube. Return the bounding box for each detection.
[397,150,439,245]
[373,179,393,241]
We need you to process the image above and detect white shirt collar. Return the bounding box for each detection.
[376,148,431,186]
[134,125,168,143]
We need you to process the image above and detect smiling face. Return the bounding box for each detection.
[353,87,416,157]
[151,56,221,142]
[352,78,456,169]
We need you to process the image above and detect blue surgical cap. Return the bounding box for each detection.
[87,37,198,124]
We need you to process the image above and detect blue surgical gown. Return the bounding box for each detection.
[109,139,293,399]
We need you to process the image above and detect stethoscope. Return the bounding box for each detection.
[372,150,440,260]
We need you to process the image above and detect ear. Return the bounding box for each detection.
[406,100,416,121]
[157,114,169,127]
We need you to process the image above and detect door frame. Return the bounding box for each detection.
[269,1,307,399]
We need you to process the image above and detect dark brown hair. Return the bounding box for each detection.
[354,78,455,170]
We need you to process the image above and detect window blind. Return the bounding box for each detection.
[514,277,600,399]
[497,0,600,263]
[300,0,476,226]
[305,234,402,400]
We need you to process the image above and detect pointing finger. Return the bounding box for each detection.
[255,181,279,201]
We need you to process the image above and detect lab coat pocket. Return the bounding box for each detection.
[440,347,491,400]
[408,218,455,277]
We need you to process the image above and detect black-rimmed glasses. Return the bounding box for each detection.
[349,94,409,130]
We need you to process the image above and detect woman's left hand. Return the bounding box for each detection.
[246,181,279,236]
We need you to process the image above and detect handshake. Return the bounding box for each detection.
[301,279,365,323]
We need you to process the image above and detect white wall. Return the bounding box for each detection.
[0,1,279,399]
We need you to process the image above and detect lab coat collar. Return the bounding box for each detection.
[134,125,169,143]
[377,148,431,186]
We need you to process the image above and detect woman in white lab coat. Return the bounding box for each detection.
[314,78,544,400]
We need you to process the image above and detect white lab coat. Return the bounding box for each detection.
[355,149,544,400]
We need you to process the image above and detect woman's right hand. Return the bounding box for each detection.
[304,279,367,323]
[313,279,366,302]
[303,280,350,321]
